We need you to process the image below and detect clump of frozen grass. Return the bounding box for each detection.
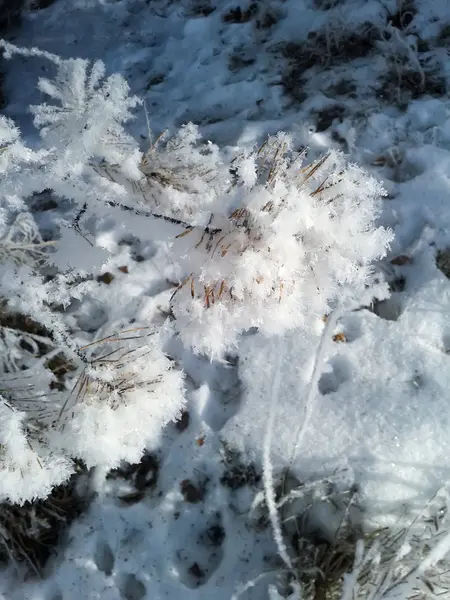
[240,482,450,600]
[51,327,185,470]
[0,43,188,504]
[0,463,88,576]
[137,123,227,222]
[0,326,185,504]
[94,121,228,225]
[231,468,358,600]
[378,24,446,108]
[340,488,450,600]
[0,212,54,266]
[169,134,393,357]
[0,210,184,504]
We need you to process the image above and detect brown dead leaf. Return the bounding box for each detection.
[332,332,347,343]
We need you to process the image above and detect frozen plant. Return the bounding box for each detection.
[339,488,450,600]
[169,134,393,357]
[128,122,227,224]
[51,327,185,470]
[0,43,187,503]
[242,485,450,600]
[0,323,185,504]
[0,42,392,505]
[93,121,228,225]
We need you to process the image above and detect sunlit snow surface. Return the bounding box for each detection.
[2,0,450,597]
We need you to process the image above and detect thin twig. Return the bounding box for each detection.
[101,198,222,235]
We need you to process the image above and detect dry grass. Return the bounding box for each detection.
[96,126,218,212]
[380,64,446,108]
[56,327,162,425]
[240,463,450,600]
[280,22,378,102]
[269,480,450,600]
[0,462,89,576]
[169,139,341,313]
[0,302,79,430]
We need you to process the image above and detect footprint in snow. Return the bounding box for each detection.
[371,296,403,321]
[172,513,226,589]
[335,314,362,343]
[118,573,146,600]
[94,538,115,576]
[318,355,352,395]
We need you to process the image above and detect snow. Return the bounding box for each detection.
[2,0,450,597]
[227,289,450,527]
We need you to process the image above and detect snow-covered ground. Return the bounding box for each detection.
[2,0,450,598]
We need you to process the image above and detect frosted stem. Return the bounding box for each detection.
[291,308,342,462]
[263,334,293,570]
